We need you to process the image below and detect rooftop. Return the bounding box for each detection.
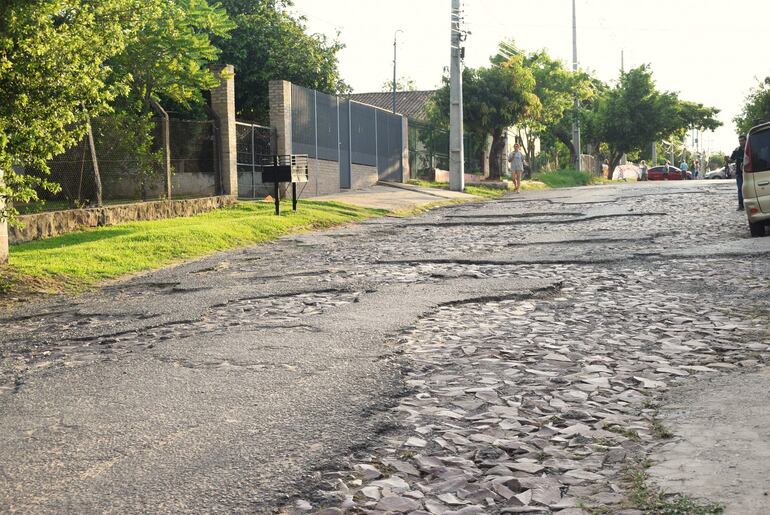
[348,90,435,122]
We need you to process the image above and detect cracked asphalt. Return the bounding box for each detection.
[2,180,769,513]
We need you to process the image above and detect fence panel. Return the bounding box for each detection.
[291,84,316,158]
[20,117,218,213]
[350,101,377,167]
[315,92,338,162]
[377,110,402,182]
[339,100,351,188]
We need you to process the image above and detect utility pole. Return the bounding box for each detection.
[621,49,624,72]
[392,30,403,114]
[651,142,657,166]
[571,0,581,171]
[449,0,464,191]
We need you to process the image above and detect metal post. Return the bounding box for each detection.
[652,142,657,166]
[251,124,256,198]
[273,154,280,215]
[571,0,581,171]
[449,0,464,191]
[393,30,402,114]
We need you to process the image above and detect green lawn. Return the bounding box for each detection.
[409,179,547,196]
[6,201,384,291]
[532,169,598,188]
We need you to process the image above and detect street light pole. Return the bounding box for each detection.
[392,30,403,114]
[572,0,581,171]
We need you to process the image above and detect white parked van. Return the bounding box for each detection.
[743,121,770,236]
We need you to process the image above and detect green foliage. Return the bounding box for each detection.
[382,77,418,93]
[8,201,382,290]
[533,169,594,188]
[494,41,595,172]
[0,0,145,220]
[216,0,348,122]
[735,77,770,136]
[589,65,720,170]
[708,152,729,170]
[429,55,539,178]
[109,0,234,114]
[0,0,233,221]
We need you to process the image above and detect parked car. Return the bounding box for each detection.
[646,165,691,181]
[742,121,770,236]
[706,167,729,179]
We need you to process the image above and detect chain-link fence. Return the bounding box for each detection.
[408,122,449,180]
[20,117,219,213]
[407,121,483,180]
[236,121,273,198]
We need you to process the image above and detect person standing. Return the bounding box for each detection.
[602,160,609,179]
[680,160,689,179]
[730,135,747,210]
[507,143,526,193]
[639,160,648,181]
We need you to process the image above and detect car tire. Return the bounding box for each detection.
[749,221,765,237]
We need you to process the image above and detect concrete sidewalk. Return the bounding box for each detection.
[311,182,479,211]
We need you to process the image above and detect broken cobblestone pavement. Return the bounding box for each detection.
[1,181,769,513]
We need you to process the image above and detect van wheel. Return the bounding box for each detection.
[749,221,765,237]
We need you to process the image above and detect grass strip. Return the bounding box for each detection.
[409,179,551,196]
[5,200,384,294]
[532,169,597,188]
[622,460,724,515]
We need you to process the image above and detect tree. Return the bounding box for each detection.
[104,0,234,198]
[0,0,145,221]
[382,77,418,93]
[589,65,720,174]
[429,56,539,179]
[216,0,348,123]
[493,41,594,175]
[735,77,770,136]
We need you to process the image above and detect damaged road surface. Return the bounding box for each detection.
[2,180,770,513]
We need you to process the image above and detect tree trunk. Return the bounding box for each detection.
[85,113,102,207]
[609,152,623,180]
[488,132,506,180]
[555,129,576,170]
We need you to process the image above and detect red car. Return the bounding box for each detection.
[646,165,692,181]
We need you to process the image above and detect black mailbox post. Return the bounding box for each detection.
[261,155,309,215]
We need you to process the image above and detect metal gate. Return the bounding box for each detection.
[235,121,273,198]
[290,84,404,189]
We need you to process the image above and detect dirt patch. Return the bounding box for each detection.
[648,367,770,514]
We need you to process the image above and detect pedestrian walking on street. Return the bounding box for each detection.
[507,143,526,193]
[663,160,671,180]
[730,135,747,210]
[680,160,689,179]
[693,159,700,179]
[639,160,648,181]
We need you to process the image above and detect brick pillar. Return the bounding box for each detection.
[0,168,8,264]
[401,116,410,183]
[210,64,238,197]
[269,80,292,156]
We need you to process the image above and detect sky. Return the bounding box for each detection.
[290,0,770,155]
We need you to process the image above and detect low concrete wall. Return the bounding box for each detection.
[10,196,236,244]
[352,164,378,190]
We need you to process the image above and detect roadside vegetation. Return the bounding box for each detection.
[1,201,383,298]
[410,168,600,194]
[532,169,596,188]
[624,460,724,515]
